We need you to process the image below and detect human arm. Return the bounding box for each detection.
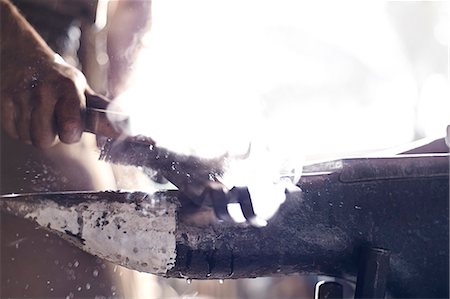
[0,0,93,148]
[106,0,152,97]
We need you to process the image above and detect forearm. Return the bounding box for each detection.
[106,0,152,96]
[1,0,94,147]
[1,0,55,88]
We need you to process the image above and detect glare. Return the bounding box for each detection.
[433,3,449,46]
[417,74,450,137]
[103,1,448,297]
[110,1,448,217]
[114,0,441,160]
[227,203,246,224]
[95,0,109,30]
[247,182,286,221]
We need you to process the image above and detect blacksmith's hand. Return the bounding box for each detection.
[1,0,91,148]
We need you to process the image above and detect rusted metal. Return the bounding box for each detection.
[1,153,448,297]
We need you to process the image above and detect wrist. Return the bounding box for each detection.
[1,0,55,63]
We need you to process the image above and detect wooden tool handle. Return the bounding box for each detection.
[84,93,126,139]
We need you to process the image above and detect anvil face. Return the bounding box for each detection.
[2,191,179,275]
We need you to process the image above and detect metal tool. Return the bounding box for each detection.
[84,94,263,225]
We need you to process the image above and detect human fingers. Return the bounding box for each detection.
[30,85,57,148]
[14,91,33,144]
[1,96,19,140]
[54,81,83,144]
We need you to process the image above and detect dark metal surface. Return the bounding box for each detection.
[204,183,233,222]
[316,281,344,299]
[172,154,449,298]
[1,154,448,298]
[354,247,390,299]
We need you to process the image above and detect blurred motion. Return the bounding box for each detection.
[1,0,448,298]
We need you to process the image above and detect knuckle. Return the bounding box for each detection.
[55,66,86,93]
[58,76,77,91]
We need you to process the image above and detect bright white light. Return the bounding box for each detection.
[111,1,444,210]
[227,203,246,223]
[247,183,286,221]
[417,74,450,137]
[124,0,423,159]
[433,3,449,46]
[446,125,450,147]
[220,142,295,223]
[95,0,109,30]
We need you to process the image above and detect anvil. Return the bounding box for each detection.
[1,145,448,298]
